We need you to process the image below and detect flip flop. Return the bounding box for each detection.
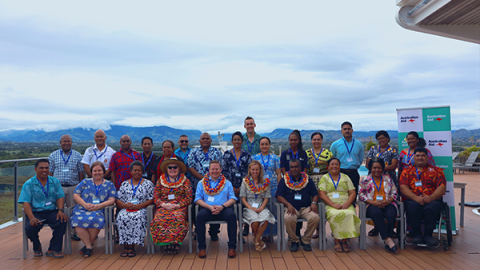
[334,240,343,253]
[46,251,64,258]
[128,247,136,257]
[33,250,43,257]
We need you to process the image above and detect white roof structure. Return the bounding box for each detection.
[396,0,480,44]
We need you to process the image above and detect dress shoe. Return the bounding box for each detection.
[425,235,439,246]
[198,249,207,258]
[243,224,250,236]
[228,249,236,258]
[384,243,397,253]
[412,234,423,245]
[290,242,299,252]
[300,242,312,251]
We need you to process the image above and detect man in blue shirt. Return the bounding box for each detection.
[195,160,237,258]
[330,122,364,194]
[18,159,68,258]
[174,134,192,180]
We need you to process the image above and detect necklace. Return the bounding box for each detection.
[243,177,270,194]
[202,173,226,196]
[159,174,186,189]
[284,171,308,191]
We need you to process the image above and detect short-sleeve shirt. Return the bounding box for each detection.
[222,149,252,189]
[318,173,355,204]
[186,147,223,185]
[82,144,116,169]
[109,149,142,190]
[49,149,84,186]
[330,138,364,169]
[366,145,399,182]
[194,177,237,206]
[242,133,261,155]
[141,152,158,180]
[305,148,333,175]
[275,174,317,210]
[73,179,117,207]
[252,153,281,195]
[280,148,309,172]
[18,176,65,212]
[399,165,446,196]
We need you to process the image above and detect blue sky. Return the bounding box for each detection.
[0,1,479,133]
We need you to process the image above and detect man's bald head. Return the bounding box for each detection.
[60,134,72,152]
[199,132,212,150]
[94,129,107,147]
[120,135,132,152]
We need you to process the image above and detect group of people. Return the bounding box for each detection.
[19,117,447,259]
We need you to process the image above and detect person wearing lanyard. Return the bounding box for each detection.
[195,160,238,258]
[82,129,116,179]
[151,140,185,185]
[140,136,157,181]
[276,159,319,252]
[318,158,360,253]
[116,161,154,257]
[109,134,142,190]
[400,148,446,246]
[71,161,116,258]
[280,130,309,175]
[330,121,364,196]
[359,157,399,252]
[175,135,192,180]
[242,116,262,155]
[398,131,436,180]
[18,159,68,258]
[48,134,84,241]
[150,158,193,254]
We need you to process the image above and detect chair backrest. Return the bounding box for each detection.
[451,152,459,160]
[465,151,479,167]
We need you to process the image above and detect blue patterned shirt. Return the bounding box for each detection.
[49,149,84,186]
[222,149,252,189]
[19,176,65,212]
[252,153,280,196]
[186,147,223,189]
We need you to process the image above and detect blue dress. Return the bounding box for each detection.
[71,179,116,229]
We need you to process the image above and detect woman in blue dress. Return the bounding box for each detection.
[72,161,116,258]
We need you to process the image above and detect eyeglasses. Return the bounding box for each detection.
[179,140,189,143]
[168,166,178,170]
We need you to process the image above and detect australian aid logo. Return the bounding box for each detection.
[397,109,423,133]
[423,131,452,157]
[426,114,446,122]
[400,116,419,123]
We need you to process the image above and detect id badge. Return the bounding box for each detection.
[235,172,241,177]
[294,194,302,200]
[376,195,383,201]
[347,157,353,162]
[207,196,215,202]
[332,193,340,199]
[62,168,70,172]
[415,181,422,187]
[203,163,209,168]
[168,194,175,200]
[313,168,320,173]
[251,202,259,208]
[45,201,52,206]
[92,198,100,204]
[130,198,138,204]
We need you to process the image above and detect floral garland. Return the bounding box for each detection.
[243,177,270,195]
[284,171,309,191]
[202,173,226,196]
[159,174,187,189]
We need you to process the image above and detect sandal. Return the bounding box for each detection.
[79,246,86,255]
[46,251,64,258]
[172,244,180,255]
[341,239,350,253]
[334,240,343,253]
[120,245,130,257]
[34,247,43,257]
[84,248,92,258]
[368,228,378,237]
[254,241,264,252]
[128,246,136,257]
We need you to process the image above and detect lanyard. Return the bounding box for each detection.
[232,149,242,170]
[406,148,414,164]
[311,148,323,165]
[415,167,422,183]
[342,138,355,155]
[373,176,383,193]
[204,149,210,162]
[246,140,254,153]
[94,179,102,197]
[377,145,389,158]
[290,149,299,159]
[93,145,107,159]
[142,153,154,168]
[36,177,49,198]
[329,173,340,190]
[60,151,72,165]
[123,150,135,161]
[261,154,270,171]
[131,179,142,198]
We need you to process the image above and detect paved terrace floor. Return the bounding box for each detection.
[1,172,479,270]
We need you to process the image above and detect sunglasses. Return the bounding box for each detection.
[168,166,178,170]
[179,140,189,143]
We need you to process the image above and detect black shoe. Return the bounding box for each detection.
[210,234,219,241]
[71,234,81,241]
[385,244,397,253]
[412,234,423,245]
[425,236,439,246]
[290,242,299,252]
[243,224,250,236]
[243,237,246,244]
[300,242,312,251]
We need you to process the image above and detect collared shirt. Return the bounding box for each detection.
[109,149,142,190]
[222,149,252,189]
[81,144,116,169]
[330,137,364,169]
[186,146,223,188]
[242,133,261,155]
[306,148,333,175]
[141,152,158,180]
[399,164,446,196]
[194,177,237,206]
[280,148,309,171]
[48,149,84,186]
[18,176,65,212]
[275,174,317,210]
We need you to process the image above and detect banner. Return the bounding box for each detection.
[397,106,456,232]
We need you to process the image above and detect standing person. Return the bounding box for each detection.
[174,135,192,180]
[365,131,399,187]
[140,136,157,181]
[398,131,435,179]
[242,116,261,155]
[82,129,116,179]
[330,121,364,194]
[222,131,252,196]
[49,134,84,241]
[151,140,185,185]
[280,130,309,174]
[109,135,142,190]
[18,159,68,258]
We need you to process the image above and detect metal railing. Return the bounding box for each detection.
[0,157,47,222]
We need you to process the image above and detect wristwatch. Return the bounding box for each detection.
[58,209,65,212]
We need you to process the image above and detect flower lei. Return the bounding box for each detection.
[243,177,270,195]
[202,173,226,196]
[159,174,187,189]
[284,171,309,191]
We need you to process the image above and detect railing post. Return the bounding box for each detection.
[14,162,19,222]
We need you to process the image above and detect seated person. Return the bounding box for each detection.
[18,159,68,258]
[400,147,446,246]
[276,159,320,252]
[195,160,237,258]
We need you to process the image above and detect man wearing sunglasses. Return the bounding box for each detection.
[175,135,192,180]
